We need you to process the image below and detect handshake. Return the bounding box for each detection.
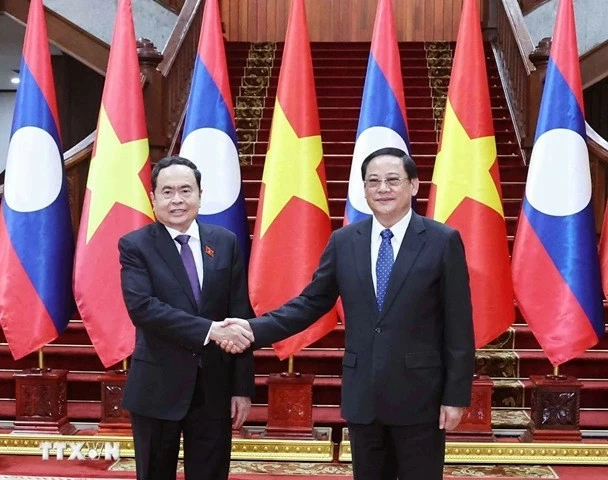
[209,318,254,354]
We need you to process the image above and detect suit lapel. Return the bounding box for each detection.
[378,212,427,323]
[352,219,377,314]
[152,222,199,310]
[198,222,217,310]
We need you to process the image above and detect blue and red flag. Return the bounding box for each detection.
[344,0,410,225]
[0,0,75,360]
[180,0,250,260]
[512,0,604,366]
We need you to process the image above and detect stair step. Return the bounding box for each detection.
[242,180,526,199]
[0,369,606,411]
[250,349,608,382]
[247,141,521,156]
[242,118,516,132]
[0,345,111,371]
[229,65,498,77]
[243,197,523,217]
[244,153,523,166]
[253,106,510,121]
[234,84,508,98]
[298,96,507,109]
[6,319,608,354]
[241,163,527,182]
[0,398,606,437]
[240,129,519,144]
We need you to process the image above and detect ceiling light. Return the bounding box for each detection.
[10,77,20,85]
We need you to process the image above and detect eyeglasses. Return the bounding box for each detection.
[364,177,409,189]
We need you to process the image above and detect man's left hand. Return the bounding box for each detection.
[231,396,251,429]
[439,405,465,431]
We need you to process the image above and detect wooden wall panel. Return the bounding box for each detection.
[219,0,487,42]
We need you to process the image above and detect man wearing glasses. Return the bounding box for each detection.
[222,147,475,480]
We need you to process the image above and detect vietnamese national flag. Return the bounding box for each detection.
[73,0,154,368]
[248,0,337,360]
[427,0,514,348]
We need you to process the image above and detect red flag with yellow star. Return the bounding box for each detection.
[73,0,154,367]
[248,0,337,360]
[427,0,514,348]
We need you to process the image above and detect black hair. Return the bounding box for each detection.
[151,155,202,192]
[360,147,418,181]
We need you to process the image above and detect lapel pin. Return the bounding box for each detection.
[205,246,215,257]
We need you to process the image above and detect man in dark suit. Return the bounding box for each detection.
[223,147,475,480]
[119,156,256,480]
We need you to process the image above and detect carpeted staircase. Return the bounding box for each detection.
[1,41,607,439]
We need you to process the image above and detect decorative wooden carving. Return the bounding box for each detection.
[13,369,76,434]
[525,37,551,153]
[520,375,583,443]
[98,370,132,435]
[448,375,495,442]
[494,0,536,152]
[137,38,166,164]
[263,372,315,439]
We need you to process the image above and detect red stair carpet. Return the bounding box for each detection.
[1,456,608,479]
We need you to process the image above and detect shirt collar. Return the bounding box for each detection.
[371,208,412,243]
[164,221,200,242]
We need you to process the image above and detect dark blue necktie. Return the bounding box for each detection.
[175,234,201,306]
[376,229,394,311]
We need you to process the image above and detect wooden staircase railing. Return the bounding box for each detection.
[519,0,553,14]
[492,0,608,231]
[59,0,205,228]
[0,0,205,230]
[493,0,542,158]
[2,0,110,76]
[152,0,187,14]
[587,123,608,231]
[156,0,205,157]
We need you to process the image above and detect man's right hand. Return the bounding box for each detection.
[209,318,254,353]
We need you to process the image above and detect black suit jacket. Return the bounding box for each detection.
[250,212,474,426]
[119,221,254,421]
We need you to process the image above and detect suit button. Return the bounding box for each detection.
[375,327,382,334]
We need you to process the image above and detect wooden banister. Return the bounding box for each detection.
[1,0,203,205]
[493,0,608,230]
[519,0,553,15]
[156,0,205,157]
[2,0,109,76]
[587,123,608,232]
[494,0,535,143]
[152,0,187,14]
[493,0,549,160]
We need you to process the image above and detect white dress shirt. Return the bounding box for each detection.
[370,209,412,294]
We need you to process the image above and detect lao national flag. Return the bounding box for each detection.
[512,0,604,366]
[0,0,75,360]
[180,0,250,260]
[344,0,410,225]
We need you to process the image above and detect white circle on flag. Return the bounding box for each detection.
[348,127,409,214]
[180,128,241,215]
[4,126,63,212]
[526,128,591,216]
